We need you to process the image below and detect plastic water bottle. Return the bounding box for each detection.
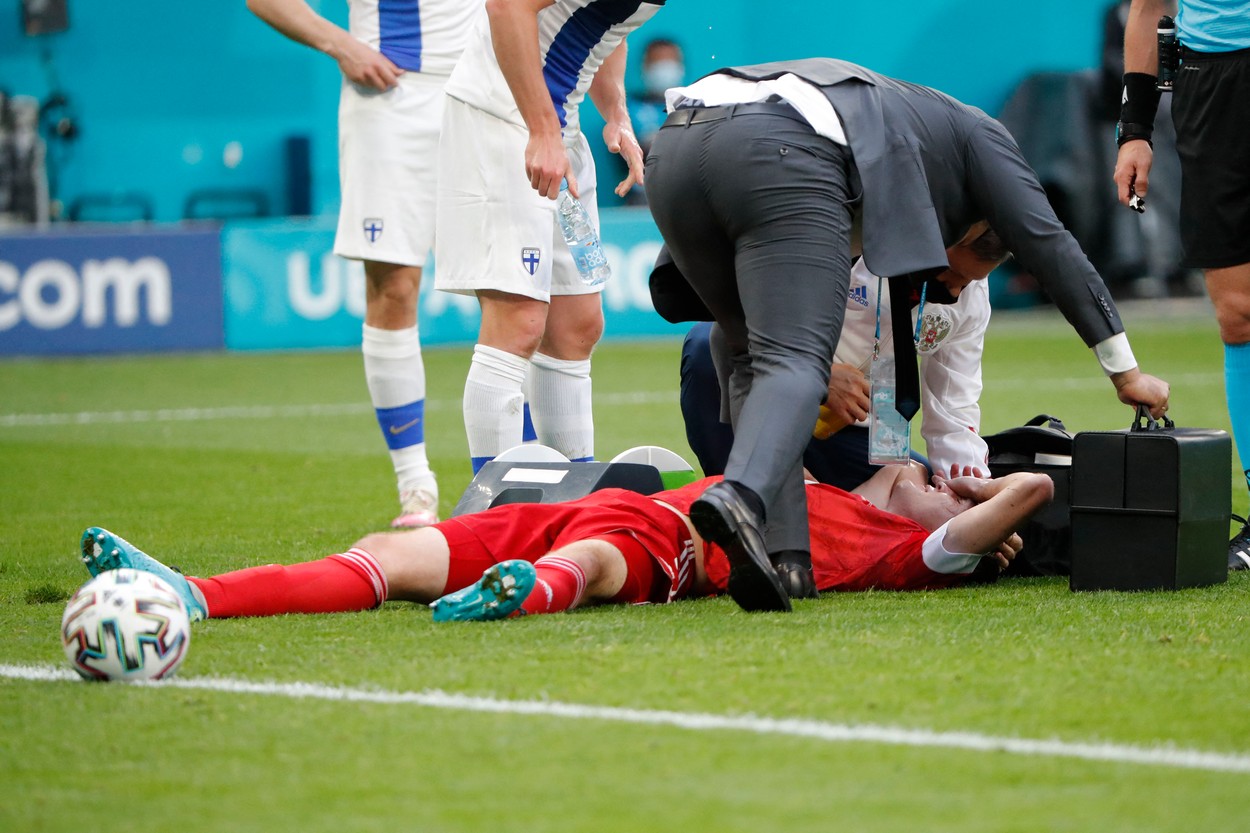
[557,181,611,286]
[868,355,912,465]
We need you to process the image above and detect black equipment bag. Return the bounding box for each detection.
[985,414,1074,576]
[1069,407,1230,591]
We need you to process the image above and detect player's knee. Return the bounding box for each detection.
[480,319,545,358]
[365,264,420,306]
[352,532,395,562]
[1212,303,1250,345]
[541,312,603,358]
[368,279,419,313]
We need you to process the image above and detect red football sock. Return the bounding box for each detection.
[521,555,587,615]
[188,549,387,618]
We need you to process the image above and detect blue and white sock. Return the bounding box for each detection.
[362,324,435,497]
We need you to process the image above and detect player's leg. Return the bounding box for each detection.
[464,291,547,471]
[430,537,643,621]
[1172,49,1250,569]
[361,261,439,528]
[436,99,563,472]
[526,136,604,463]
[78,526,451,621]
[529,293,602,463]
[1206,263,1250,568]
[337,71,445,524]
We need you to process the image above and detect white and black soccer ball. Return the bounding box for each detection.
[61,569,191,681]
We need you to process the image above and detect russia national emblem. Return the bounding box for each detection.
[363,218,384,244]
[521,247,541,276]
[916,308,953,354]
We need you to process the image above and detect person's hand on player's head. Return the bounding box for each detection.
[933,463,986,484]
[941,475,991,503]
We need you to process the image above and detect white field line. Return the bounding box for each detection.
[3,663,1248,774]
[0,372,1226,429]
[0,391,678,429]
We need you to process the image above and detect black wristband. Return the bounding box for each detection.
[1119,72,1162,134]
[1116,121,1154,148]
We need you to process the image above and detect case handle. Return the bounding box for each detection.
[1024,414,1068,432]
[1131,404,1174,432]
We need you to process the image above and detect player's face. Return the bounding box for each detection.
[934,246,999,299]
[886,479,975,532]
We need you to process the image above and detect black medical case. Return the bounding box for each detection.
[1069,409,1230,591]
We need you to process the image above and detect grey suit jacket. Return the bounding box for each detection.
[702,58,1125,347]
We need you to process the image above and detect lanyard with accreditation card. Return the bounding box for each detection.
[868,276,924,465]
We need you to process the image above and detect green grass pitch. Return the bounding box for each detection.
[3,301,1250,832]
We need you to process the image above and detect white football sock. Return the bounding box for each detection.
[362,324,435,497]
[529,351,594,461]
[464,344,531,471]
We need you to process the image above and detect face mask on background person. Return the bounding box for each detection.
[643,59,685,96]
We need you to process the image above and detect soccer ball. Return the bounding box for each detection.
[61,569,191,681]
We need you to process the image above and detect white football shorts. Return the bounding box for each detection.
[334,71,447,266]
[434,94,602,302]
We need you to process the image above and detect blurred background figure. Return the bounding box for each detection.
[995,1,1193,304]
[0,93,49,228]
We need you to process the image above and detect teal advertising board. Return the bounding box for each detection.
[222,209,688,351]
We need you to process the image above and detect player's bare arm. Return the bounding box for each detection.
[588,40,645,198]
[246,0,402,91]
[1113,0,1177,206]
[485,0,570,199]
[942,473,1054,558]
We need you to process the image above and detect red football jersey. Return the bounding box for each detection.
[653,478,964,593]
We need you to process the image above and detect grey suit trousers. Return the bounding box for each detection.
[645,104,856,554]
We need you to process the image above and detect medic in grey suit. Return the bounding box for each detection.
[644,58,1171,614]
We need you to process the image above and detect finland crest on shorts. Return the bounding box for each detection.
[363,217,384,245]
[916,306,954,354]
[521,247,541,276]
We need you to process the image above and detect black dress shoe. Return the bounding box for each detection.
[771,550,818,599]
[1230,514,1250,571]
[689,482,791,612]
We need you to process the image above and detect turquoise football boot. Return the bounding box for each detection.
[430,560,537,622]
[80,527,207,622]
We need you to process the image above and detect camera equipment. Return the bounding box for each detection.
[1157,16,1179,92]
